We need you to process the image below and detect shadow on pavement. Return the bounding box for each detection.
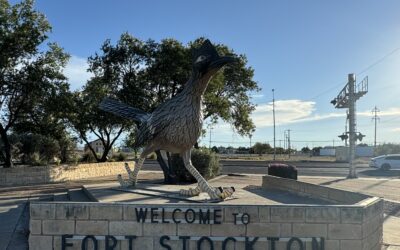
[0,202,29,250]
[318,178,347,186]
[359,169,400,178]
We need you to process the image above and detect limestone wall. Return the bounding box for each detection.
[29,199,383,250]
[0,162,130,186]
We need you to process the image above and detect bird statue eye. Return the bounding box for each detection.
[195,55,206,63]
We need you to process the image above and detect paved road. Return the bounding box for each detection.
[141,159,400,178]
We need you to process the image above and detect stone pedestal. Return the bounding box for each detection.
[29,175,383,250]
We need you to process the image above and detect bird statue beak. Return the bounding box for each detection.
[208,56,237,70]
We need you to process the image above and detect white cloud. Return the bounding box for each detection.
[64,55,92,90]
[358,107,400,117]
[250,94,265,99]
[251,99,400,128]
[252,99,322,127]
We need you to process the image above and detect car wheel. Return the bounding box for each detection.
[381,163,391,171]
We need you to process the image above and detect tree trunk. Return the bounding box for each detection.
[80,133,101,162]
[0,130,13,168]
[100,146,110,162]
[156,150,176,184]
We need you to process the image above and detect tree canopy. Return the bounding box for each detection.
[69,33,260,165]
[0,0,70,167]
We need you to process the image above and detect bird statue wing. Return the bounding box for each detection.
[99,98,149,124]
[135,106,173,147]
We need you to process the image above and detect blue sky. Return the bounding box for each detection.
[23,0,400,149]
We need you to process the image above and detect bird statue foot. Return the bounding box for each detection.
[179,186,201,197]
[216,186,235,200]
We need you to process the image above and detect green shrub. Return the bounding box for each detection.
[29,152,47,166]
[39,137,60,163]
[66,152,80,165]
[112,152,127,162]
[54,157,61,166]
[171,148,220,183]
[80,152,98,163]
[11,133,62,165]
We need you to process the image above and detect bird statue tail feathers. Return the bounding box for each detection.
[99,98,148,124]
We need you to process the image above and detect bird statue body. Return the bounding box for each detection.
[99,40,235,200]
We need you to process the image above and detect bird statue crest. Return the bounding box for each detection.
[99,39,236,200]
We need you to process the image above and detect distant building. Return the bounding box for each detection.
[335,146,374,162]
[84,139,114,156]
[320,147,336,156]
[356,146,374,157]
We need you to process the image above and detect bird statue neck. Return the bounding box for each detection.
[183,71,214,98]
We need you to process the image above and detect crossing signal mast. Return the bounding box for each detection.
[331,74,368,178]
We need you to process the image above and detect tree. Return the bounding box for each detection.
[0,0,69,167]
[65,34,148,162]
[211,146,219,153]
[88,33,260,181]
[275,147,286,154]
[67,82,129,162]
[252,142,271,155]
[301,147,311,154]
[124,130,139,159]
[312,146,322,156]
[375,143,400,156]
[12,59,75,163]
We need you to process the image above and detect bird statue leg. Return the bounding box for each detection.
[180,185,201,197]
[179,150,235,200]
[118,156,146,187]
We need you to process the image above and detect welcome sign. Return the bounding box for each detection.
[60,207,325,250]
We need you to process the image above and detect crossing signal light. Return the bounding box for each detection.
[338,134,348,141]
[356,132,365,141]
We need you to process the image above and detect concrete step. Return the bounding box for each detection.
[53,193,69,202]
[67,188,92,202]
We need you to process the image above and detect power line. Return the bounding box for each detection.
[308,46,400,101]
[380,116,400,124]
[357,47,400,76]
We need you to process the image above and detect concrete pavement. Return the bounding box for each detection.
[0,172,399,249]
[383,216,400,249]
[298,176,400,204]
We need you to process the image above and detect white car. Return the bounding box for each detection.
[370,154,400,170]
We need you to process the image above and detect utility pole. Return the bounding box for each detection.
[287,129,291,159]
[284,131,287,150]
[272,89,276,161]
[347,74,356,178]
[331,74,368,179]
[372,106,380,149]
[249,135,252,150]
[208,124,213,149]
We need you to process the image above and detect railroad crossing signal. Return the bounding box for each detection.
[331,74,368,179]
[331,76,368,109]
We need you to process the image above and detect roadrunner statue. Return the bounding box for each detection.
[99,40,235,200]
